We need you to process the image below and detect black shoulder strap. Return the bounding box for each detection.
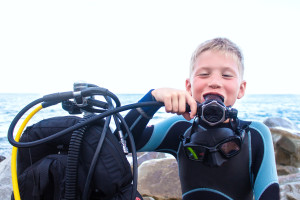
[32,158,53,198]
[18,155,67,200]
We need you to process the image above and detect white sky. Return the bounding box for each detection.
[0,0,300,95]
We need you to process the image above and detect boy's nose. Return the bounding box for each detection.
[208,76,222,89]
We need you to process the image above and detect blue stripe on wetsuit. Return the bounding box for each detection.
[139,115,188,152]
[249,121,278,199]
[183,188,233,200]
[248,131,253,188]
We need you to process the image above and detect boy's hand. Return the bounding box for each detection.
[151,88,197,121]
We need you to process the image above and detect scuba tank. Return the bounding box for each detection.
[7,83,162,200]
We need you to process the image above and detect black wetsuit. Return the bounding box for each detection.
[125,90,279,200]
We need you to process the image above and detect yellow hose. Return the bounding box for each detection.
[11,104,43,200]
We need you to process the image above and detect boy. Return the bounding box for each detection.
[125,38,279,199]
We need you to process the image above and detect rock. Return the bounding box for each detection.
[279,172,300,200]
[263,118,300,167]
[279,173,300,185]
[138,157,181,200]
[270,127,300,140]
[136,152,167,165]
[127,152,168,167]
[280,181,300,200]
[264,117,298,130]
[0,155,12,200]
[142,197,155,200]
[273,135,300,167]
[264,117,300,142]
[277,165,299,176]
[264,117,300,143]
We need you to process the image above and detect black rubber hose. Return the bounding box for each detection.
[87,98,109,109]
[7,98,44,146]
[81,115,112,200]
[116,112,137,200]
[8,101,163,148]
[65,115,91,200]
[81,88,121,108]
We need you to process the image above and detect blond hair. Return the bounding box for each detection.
[190,38,244,79]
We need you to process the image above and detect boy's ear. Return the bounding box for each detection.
[237,80,247,99]
[186,78,192,96]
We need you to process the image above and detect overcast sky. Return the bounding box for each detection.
[1,0,299,95]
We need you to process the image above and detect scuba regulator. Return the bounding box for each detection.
[63,82,129,154]
[195,94,238,126]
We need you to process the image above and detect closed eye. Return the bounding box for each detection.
[223,74,233,78]
[197,73,210,77]
[222,68,237,78]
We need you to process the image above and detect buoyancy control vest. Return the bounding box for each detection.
[8,83,164,200]
[15,115,139,200]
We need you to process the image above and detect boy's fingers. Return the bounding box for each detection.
[163,94,172,112]
[152,88,196,117]
[186,95,197,119]
[178,94,187,114]
[171,93,179,113]
[182,112,192,121]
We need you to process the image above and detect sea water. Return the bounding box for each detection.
[1,93,300,157]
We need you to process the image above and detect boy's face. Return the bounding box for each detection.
[186,50,246,106]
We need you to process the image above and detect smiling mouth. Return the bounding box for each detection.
[203,94,224,102]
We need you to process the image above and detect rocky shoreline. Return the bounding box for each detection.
[1,117,300,200]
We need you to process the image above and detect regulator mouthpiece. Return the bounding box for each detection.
[200,94,228,126]
[204,94,224,103]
